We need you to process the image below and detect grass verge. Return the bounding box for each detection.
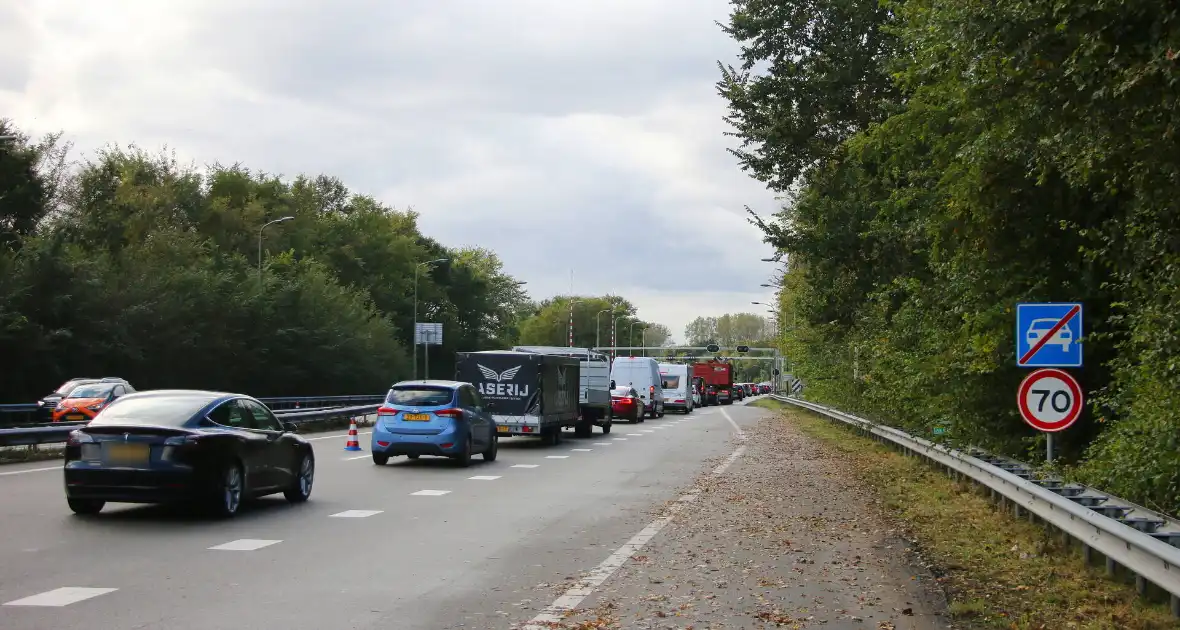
[749,398,1180,630]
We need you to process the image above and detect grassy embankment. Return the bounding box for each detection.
[750,398,1180,630]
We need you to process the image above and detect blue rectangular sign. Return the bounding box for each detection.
[1015,302,1083,368]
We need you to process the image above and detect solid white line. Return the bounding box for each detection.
[719,407,747,441]
[329,510,383,518]
[410,490,450,496]
[468,475,501,480]
[511,464,539,469]
[4,587,118,607]
[0,465,59,477]
[208,539,282,551]
[306,430,372,442]
[523,433,747,628]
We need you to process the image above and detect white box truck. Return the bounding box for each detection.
[610,356,665,418]
[512,346,613,435]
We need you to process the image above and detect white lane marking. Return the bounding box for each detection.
[208,539,282,551]
[343,455,369,460]
[329,510,383,518]
[4,587,118,607]
[639,430,655,433]
[625,433,643,436]
[306,430,372,442]
[468,475,501,480]
[592,442,612,446]
[719,407,747,441]
[570,448,592,452]
[545,455,570,459]
[652,427,668,430]
[0,465,59,477]
[511,464,539,469]
[410,489,451,496]
[612,438,627,441]
[524,436,748,629]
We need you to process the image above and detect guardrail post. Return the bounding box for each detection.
[1083,544,1093,564]
[1106,557,1118,577]
[1171,593,1179,617]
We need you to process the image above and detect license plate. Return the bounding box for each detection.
[66,414,85,421]
[105,443,149,463]
[403,413,430,421]
[497,425,510,433]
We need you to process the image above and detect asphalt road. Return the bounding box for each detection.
[0,399,766,630]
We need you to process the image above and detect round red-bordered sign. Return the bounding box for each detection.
[1017,368,1083,432]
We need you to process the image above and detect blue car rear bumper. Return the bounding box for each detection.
[371,426,464,457]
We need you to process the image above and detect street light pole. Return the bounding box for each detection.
[258,216,295,279]
[413,258,449,380]
[595,309,610,351]
[612,316,623,360]
[640,327,650,357]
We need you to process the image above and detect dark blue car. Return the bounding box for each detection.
[371,380,498,467]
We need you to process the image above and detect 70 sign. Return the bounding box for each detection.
[1017,368,1084,432]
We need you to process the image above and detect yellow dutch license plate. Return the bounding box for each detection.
[403,413,430,421]
[66,415,85,422]
[497,425,510,433]
[105,443,148,463]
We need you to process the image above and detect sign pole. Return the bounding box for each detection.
[424,329,430,380]
[1046,432,1055,463]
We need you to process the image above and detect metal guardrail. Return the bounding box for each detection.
[0,404,380,448]
[0,394,385,427]
[772,394,1180,615]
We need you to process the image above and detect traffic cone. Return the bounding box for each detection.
[344,418,362,451]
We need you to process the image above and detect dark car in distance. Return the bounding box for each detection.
[63,390,315,518]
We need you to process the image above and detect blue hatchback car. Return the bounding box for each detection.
[371,380,498,467]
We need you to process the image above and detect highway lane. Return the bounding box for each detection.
[0,401,765,629]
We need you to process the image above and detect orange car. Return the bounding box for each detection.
[52,382,132,422]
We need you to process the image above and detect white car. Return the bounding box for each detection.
[1026,318,1072,350]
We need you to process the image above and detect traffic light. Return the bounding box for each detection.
[736,345,750,353]
[706,344,719,353]
[773,368,780,375]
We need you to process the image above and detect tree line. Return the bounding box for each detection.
[0,121,670,403]
[681,313,777,383]
[719,1,1180,514]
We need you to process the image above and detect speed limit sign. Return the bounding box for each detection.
[1017,368,1083,432]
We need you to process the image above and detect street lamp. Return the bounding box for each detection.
[640,326,650,357]
[258,216,295,279]
[595,309,611,350]
[413,258,449,380]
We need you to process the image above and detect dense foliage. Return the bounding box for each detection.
[516,296,669,350]
[719,1,1180,513]
[0,122,532,400]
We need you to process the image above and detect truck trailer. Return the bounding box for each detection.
[692,360,735,405]
[512,346,613,435]
[455,350,580,445]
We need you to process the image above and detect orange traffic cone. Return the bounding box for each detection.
[344,418,362,451]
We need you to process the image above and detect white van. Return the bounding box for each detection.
[610,357,665,418]
[657,363,693,414]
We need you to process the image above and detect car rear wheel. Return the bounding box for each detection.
[284,452,314,503]
[483,433,498,461]
[372,453,389,465]
[67,498,104,515]
[601,420,611,434]
[455,436,473,467]
[210,461,244,518]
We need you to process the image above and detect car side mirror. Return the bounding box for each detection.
[283,422,298,433]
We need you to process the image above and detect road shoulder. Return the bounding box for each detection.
[542,404,948,629]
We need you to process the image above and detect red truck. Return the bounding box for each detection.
[692,360,735,406]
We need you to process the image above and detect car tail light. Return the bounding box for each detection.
[67,430,95,446]
[377,406,398,416]
[434,408,462,418]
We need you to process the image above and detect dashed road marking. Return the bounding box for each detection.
[570,448,592,452]
[208,539,282,551]
[639,430,655,433]
[592,442,612,446]
[468,475,501,480]
[612,438,627,441]
[410,490,451,496]
[545,455,570,459]
[511,464,539,469]
[329,510,383,518]
[626,433,643,436]
[3,587,119,607]
[343,454,369,460]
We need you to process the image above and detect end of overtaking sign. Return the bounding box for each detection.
[1015,303,1083,368]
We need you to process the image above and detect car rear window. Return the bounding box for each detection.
[66,384,115,399]
[89,396,214,426]
[660,375,680,389]
[386,387,455,407]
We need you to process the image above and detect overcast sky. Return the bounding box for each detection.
[0,0,780,343]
